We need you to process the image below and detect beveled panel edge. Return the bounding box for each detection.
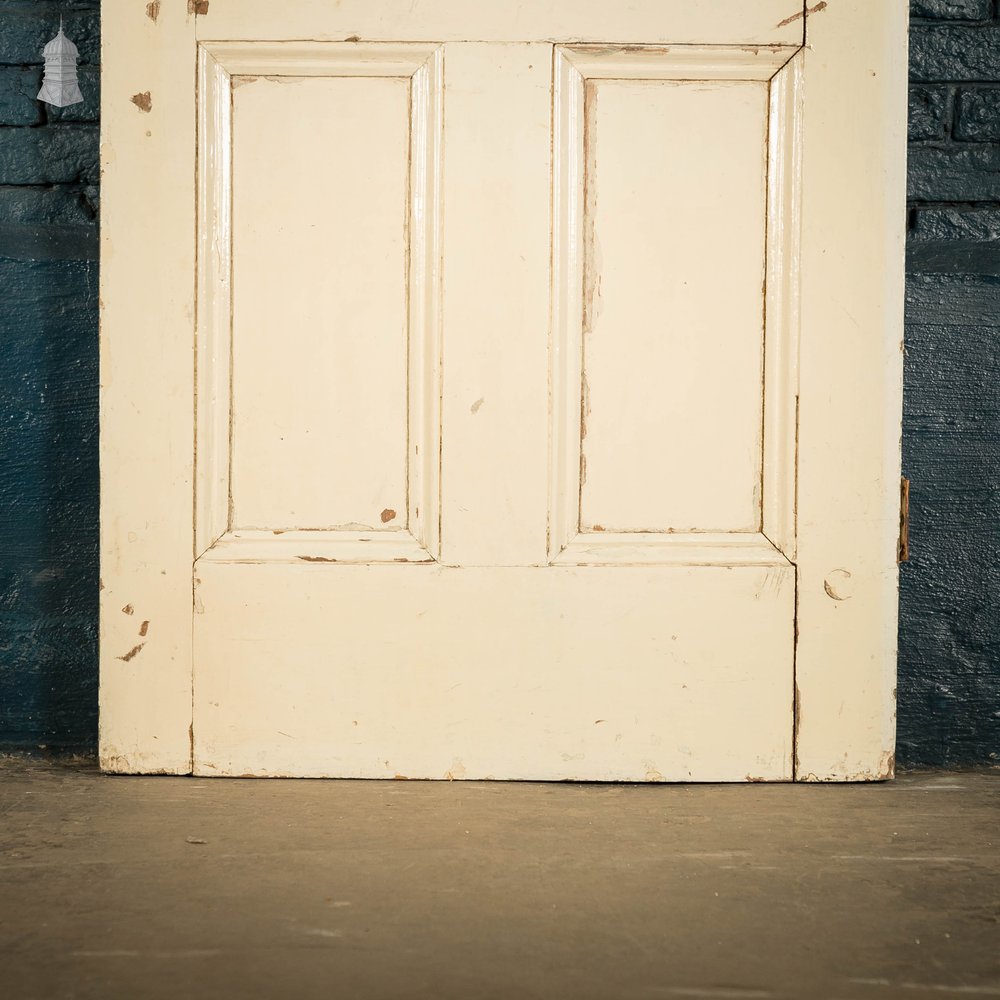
[761,51,804,561]
[560,43,801,82]
[406,46,444,560]
[548,48,586,561]
[197,530,436,565]
[553,531,793,567]
[194,45,233,558]
[194,42,443,563]
[199,40,443,78]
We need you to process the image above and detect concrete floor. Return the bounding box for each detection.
[0,759,998,1000]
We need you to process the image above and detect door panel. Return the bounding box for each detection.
[579,78,769,535]
[231,75,410,532]
[195,43,443,563]
[549,46,799,565]
[194,563,794,781]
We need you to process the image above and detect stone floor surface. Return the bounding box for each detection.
[0,757,998,1000]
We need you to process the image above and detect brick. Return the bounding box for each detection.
[0,67,42,125]
[907,240,1000,275]
[910,0,994,18]
[905,273,1000,325]
[908,144,1000,201]
[0,8,99,66]
[911,207,1000,241]
[909,86,952,141]
[908,209,1000,275]
[955,88,1000,141]
[0,125,98,185]
[910,25,1000,83]
[0,186,95,227]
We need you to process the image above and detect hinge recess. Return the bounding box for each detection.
[898,477,910,563]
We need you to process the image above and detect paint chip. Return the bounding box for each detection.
[122,603,134,615]
[777,1,827,28]
[187,0,209,14]
[131,91,152,113]
[381,508,397,523]
[117,643,145,663]
[145,1,161,21]
[139,620,150,637]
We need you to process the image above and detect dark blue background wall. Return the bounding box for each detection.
[0,2,997,765]
[1,0,99,750]
[901,0,1000,766]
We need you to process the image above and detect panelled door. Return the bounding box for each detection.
[100,0,907,780]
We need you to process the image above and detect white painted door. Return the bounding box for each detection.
[100,1,907,781]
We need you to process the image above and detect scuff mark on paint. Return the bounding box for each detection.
[777,1,827,28]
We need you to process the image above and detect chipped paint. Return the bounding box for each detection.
[380,508,397,523]
[187,0,209,14]
[823,569,854,602]
[777,1,827,29]
[145,1,161,22]
[877,749,895,780]
[130,92,152,114]
[443,758,467,781]
[117,643,145,663]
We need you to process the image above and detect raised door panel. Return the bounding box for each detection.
[579,78,768,534]
[550,47,800,566]
[195,43,442,564]
[230,74,410,533]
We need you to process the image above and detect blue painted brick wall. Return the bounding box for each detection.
[0,2,997,765]
[0,0,99,749]
[902,0,1000,766]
